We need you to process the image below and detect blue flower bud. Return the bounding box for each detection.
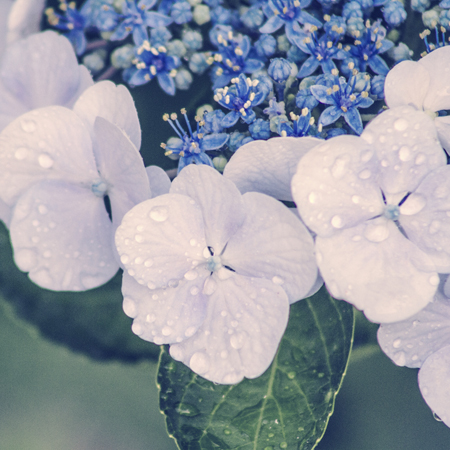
[422,9,439,28]
[229,131,252,152]
[383,1,407,27]
[167,39,187,58]
[150,27,172,46]
[82,49,106,74]
[346,16,365,36]
[255,34,277,58]
[249,119,271,140]
[268,58,292,84]
[355,0,374,9]
[203,110,226,133]
[175,68,193,90]
[343,1,363,19]
[241,6,264,28]
[440,9,450,29]
[182,30,203,50]
[388,42,413,62]
[370,75,385,100]
[111,44,134,69]
[171,1,192,24]
[189,52,208,74]
[411,0,430,12]
[287,45,307,63]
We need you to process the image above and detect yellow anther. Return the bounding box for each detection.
[327,41,333,48]
[293,0,300,6]
[249,92,255,101]
[161,142,167,148]
[442,26,447,33]
[354,39,361,45]
[150,65,157,76]
[225,95,230,104]
[352,68,358,76]
[181,108,187,114]
[331,68,339,76]
[353,30,361,38]
[164,150,172,156]
[317,54,323,61]
[144,74,151,81]
[69,1,76,8]
[324,14,331,21]
[302,107,309,116]
[206,56,214,65]
[341,106,348,112]
[283,6,288,13]
[216,67,223,75]
[158,46,167,53]
[235,47,243,56]
[171,113,178,120]
[150,47,159,55]
[304,37,311,44]
[326,88,332,95]
[344,45,351,52]
[197,133,203,139]
[281,130,287,137]
[195,115,201,122]
[363,54,369,61]
[179,151,185,157]
[309,117,315,125]
[361,91,369,98]
[365,19,371,28]
[228,31,233,40]
[375,41,382,49]
[226,59,233,67]
[332,85,339,92]
[310,25,318,32]
[252,79,259,87]
[233,65,240,71]
[350,94,356,101]
[348,62,355,70]
[318,124,323,132]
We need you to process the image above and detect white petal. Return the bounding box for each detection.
[170,165,245,254]
[292,134,383,237]
[362,106,446,194]
[73,81,141,150]
[434,115,450,153]
[378,290,450,368]
[316,219,437,323]
[418,346,450,427]
[224,191,317,303]
[0,106,98,205]
[169,274,289,384]
[93,117,150,226]
[146,165,171,198]
[420,45,450,112]
[0,1,13,59]
[7,0,45,43]
[10,180,117,291]
[399,165,450,272]
[0,31,93,113]
[223,136,321,201]
[122,272,208,345]
[384,60,429,110]
[115,193,207,289]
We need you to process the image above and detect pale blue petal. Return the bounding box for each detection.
[145,11,173,27]
[316,219,437,323]
[298,56,321,78]
[169,273,289,384]
[170,165,246,254]
[319,105,342,126]
[361,106,447,195]
[10,179,117,291]
[122,271,208,345]
[224,136,321,201]
[146,165,171,197]
[368,54,389,75]
[115,192,207,289]
[224,191,317,303]
[221,111,240,128]
[292,134,384,237]
[157,72,175,95]
[378,291,450,368]
[343,107,363,134]
[259,15,284,34]
[200,133,229,150]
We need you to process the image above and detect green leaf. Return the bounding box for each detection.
[157,286,354,450]
[0,223,159,362]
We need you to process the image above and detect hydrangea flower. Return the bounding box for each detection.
[292,106,448,323]
[115,164,318,384]
[0,81,151,291]
[0,30,93,132]
[378,288,450,426]
[384,44,450,152]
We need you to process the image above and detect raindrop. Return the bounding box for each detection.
[190,286,199,295]
[364,223,389,243]
[162,326,172,336]
[135,234,144,243]
[308,192,317,204]
[43,250,52,258]
[220,350,228,359]
[351,195,361,204]
[14,147,28,160]
[223,429,231,435]
[429,220,441,234]
[358,169,371,179]
[149,205,168,222]
[38,204,48,215]
[272,275,284,285]
[184,270,198,280]
[415,153,426,165]
[134,257,143,264]
[190,238,197,246]
[287,371,295,379]
[203,277,217,295]
[14,248,38,271]
[399,193,426,215]
[393,351,406,366]
[38,153,54,169]
[398,146,411,162]
[189,352,210,374]
[280,442,288,449]
[230,331,246,349]
[394,118,409,131]
[120,254,130,264]
[21,119,36,133]
[144,258,154,267]
[331,155,349,179]
[429,275,440,286]
[231,320,238,328]
[331,215,343,228]
[185,326,196,337]
[392,338,402,348]
[123,297,137,317]
[221,310,227,317]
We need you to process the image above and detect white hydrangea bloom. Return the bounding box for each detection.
[0,81,151,291]
[384,45,450,152]
[292,106,448,323]
[115,164,318,384]
[378,287,450,427]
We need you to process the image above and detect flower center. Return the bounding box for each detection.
[207,255,223,272]
[383,204,400,221]
[91,179,108,197]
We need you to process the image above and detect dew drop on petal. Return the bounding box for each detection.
[184,326,196,337]
[189,352,210,374]
[393,351,406,366]
[308,192,317,204]
[190,286,199,295]
[394,118,409,131]
[331,155,348,179]
[190,238,197,246]
[162,326,172,336]
[184,270,198,281]
[415,153,426,165]
[429,275,440,286]
[123,297,137,317]
[230,331,247,349]
[434,186,448,199]
[134,257,143,264]
[146,313,156,323]
[399,194,426,215]
[14,248,38,271]
[149,205,168,222]
[38,153,54,169]
[272,275,284,285]
[15,147,28,160]
[221,350,228,359]
[331,215,343,228]
[203,277,217,295]
[358,169,371,179]
[351,195,361,204]
[144,258,154,267]
[120,254,129,264]
[392,338,402,348]
[429,221,441,235]
[135,234,144,243]
[38,204,48,215]
[364,222,389,243]
[21,119,36,133]
[398,146,411,162]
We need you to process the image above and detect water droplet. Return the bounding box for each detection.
[134,257,143,264]
[190,238,197,246]
[223,429,231,435]
[38,153,54,169]
[379,135,386,143]
[429,274,440,286]
[429,220,441,234]
[21,119,36,133]
[398,146,411,162]
[393,338,402,348]
[131,322,143,335]
[331,215,343,228]
[331,155,349,179]
[231,320,238,328]
[38,204,48,215]
[135,234,143,243]
[272,275,284,285]
[394,118,408,131]
[381,159,389,167]
[190,286,199,295]
[220,350,228,359]
[168,279,179,288]
[120,254,129,264]
[287,371,295,379]
[185,326,196,337]
[189,352,210,374]
[364,222,389,243]
[393,351,406,366]
[221,310,227,317]
[358,169,371,179]
[230,331,246,349]
[308,192,317,204]
[415,153,426,165]
[162,326,172,336]
[280,442,288,449]
[43,250,52,258]
[399,193,426,215]
[144,258,154,267]
[14,147,28,160]
[411,354,418,361]
[351,195,361,204]
[176,403,200,417]
[15,248,38,271]
[184,270,198,281]
[149,205,168,222]
[203,277,217,295]
[123,297,137,317]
